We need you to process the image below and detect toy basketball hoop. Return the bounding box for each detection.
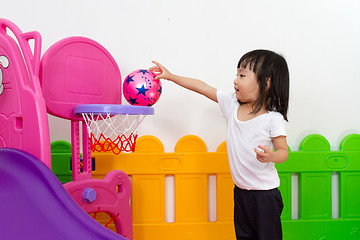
[74,104,154,154]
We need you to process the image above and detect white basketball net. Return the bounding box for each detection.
[81,113,147,154]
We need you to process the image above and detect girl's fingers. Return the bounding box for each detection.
[150,61,171,80]
[152,60,161,66]
[149,67,159,72]
[257,145,265,151]
[258,145,271,153]
[152,60,166,71]
[254,148,263,156]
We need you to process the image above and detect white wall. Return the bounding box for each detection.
[3,0,360,152]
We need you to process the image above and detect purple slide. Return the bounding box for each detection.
[0,148,127,240]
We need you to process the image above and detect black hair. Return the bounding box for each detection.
[237,49,289,121]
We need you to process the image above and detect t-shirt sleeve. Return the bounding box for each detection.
[217,90,235,120]
[270,113,287,138]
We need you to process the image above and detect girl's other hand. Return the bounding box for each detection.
[254,145,273,163]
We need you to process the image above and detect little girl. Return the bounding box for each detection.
[150,49,289,240]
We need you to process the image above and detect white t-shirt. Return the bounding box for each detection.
[217,90,287,190]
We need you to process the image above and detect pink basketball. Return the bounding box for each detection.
[123,69,162,106]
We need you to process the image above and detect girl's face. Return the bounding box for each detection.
[233,66,259,104]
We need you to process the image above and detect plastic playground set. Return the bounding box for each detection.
[1,19,360,240]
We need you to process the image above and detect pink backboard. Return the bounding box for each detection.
[39,37,122,121]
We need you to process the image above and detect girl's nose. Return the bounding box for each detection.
[234,79,238,86]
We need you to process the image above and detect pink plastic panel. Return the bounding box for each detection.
[0,18,51,168]
[64,170,133,239]
[39,37,122,121]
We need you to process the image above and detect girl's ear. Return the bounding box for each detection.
[266,78,271,91]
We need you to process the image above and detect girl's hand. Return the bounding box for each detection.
[254,145,273,163]
[149,61,173,80]
[255,136,289,164]
[149,60,218,102]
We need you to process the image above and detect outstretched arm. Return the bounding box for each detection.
[149,61,218,102]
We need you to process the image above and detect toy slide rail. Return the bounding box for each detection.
[51,134,360,240]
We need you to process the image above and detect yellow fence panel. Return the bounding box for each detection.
[92,135,235,240]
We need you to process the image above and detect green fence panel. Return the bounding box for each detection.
[51,140,72,183]
[279,172,292,220]
[340,172,360,219]
[276,134,360,239]
[299,171,332,220]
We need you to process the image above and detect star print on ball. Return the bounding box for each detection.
[123,69,162,106]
